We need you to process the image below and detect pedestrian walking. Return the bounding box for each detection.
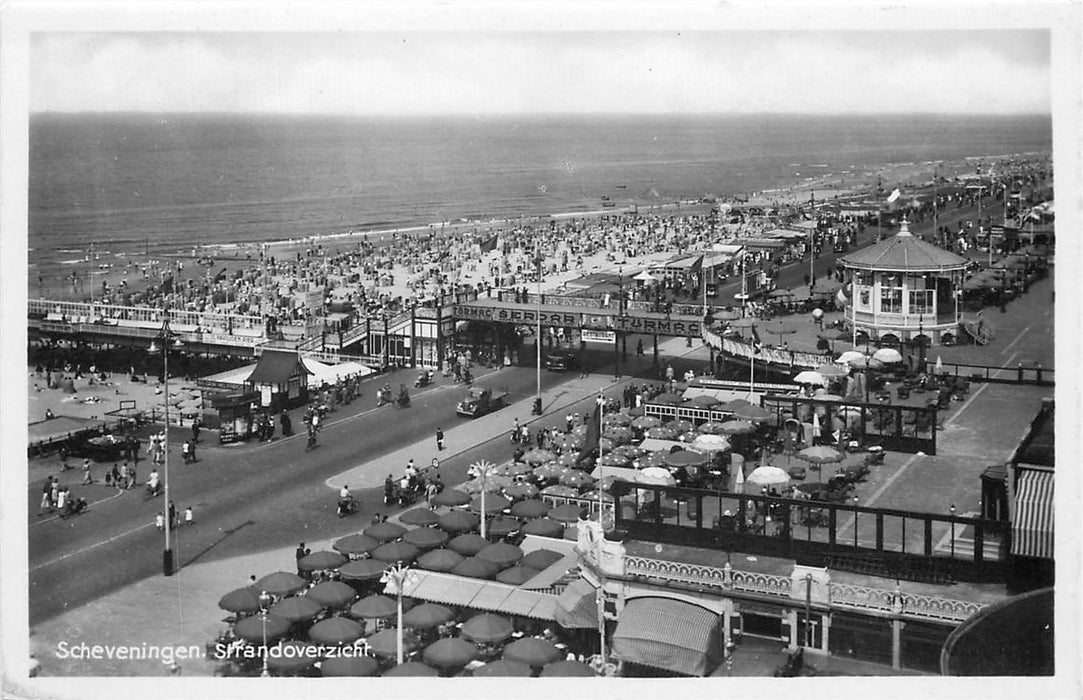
[435,427,445,451]
[184,506,194,527]
[156,513,165,531]
[39,481,51,515]
[181,440,191,464]
[295,542,309,574]
[168,501,177,529]
[189,440,197,463]
[128,464,137,489]
[82,459,92,485]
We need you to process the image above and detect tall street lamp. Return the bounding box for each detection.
[258,589,272,677]
[470,459,499,539]
[148,314,182,576]
[381,563,418,666]
[534,247,543,415]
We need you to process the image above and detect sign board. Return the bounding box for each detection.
[581,329,616,344]
[452,304,700,338]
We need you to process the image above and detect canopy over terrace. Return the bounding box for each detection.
[838,219,968,346]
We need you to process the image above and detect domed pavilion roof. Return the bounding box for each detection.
[839,219,967,272]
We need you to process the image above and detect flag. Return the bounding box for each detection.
[576,395,604,467]
[886,188,901,204]
[479,235,499,254]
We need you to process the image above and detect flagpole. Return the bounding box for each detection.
[597,391,605,526]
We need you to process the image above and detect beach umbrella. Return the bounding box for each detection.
[523,449,556,465]
[332,533,380,557]
[541,484,579,498]
[383,661,439,677]
[461,474,513,494]
[496,564,544,585]
[504,481,540,501]
[372,540,421,564]
[298,550,347,572]
[510,499,550,519]
[448,533,490,556]
[534,462,568,481]
[255,571,306,597]
[504,637,562,667]
[320,655,380,677]
[669,419,694,433]
[560,470,595,489]
[571,424,589,438]
[470,492,511,514]
[451,556,502,579]
[733,404,772,422]
[793,371,827,386]
[635,451,669,469]
[542,660,597,677]
[796,445,845,469]
[265,640,321,674]
[498,461,535,478]
[688,394,721,408]
[551,433,583,452]
[601,426,633,443]
[638,466,677,486]
[363,521,407,542]
[814,364,849,379]
[652,393,685,405]
[599,437,615,452]
[350,594,399,619]
[848,355,882,369]
[627,406,645,417]
[746,465,790,487]
[432,489,471,507]
[478,542,524,568]
[423,638,478,669]
[603,415,632,430]
[218,586,261,614]
[548,503,587,523]
[631,415,662,430]
[399,509,440,527]
[836,350,866,364]
[644,426,677,440]
[474,660,533,677]
[402,526,449,550]
[368,628,419,658]
[665,450,708,469]
[305,581,357,609]
[402,602,454,629]
[580,490,614,504]
[697,421,728,435]
[461,613,515,644]
[521,549,564,570]
[269,596,323,623]
[415,548,464,573]
[486,515,523,539]
[720,420,756,435]
[338,559,390,581]
[438,509,481,533]
[872,347,904,364]
[308,616,364,646]
[598,452,632,467]
[233,613,289,644]
[692,434,730,453]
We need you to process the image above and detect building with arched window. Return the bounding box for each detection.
[838,219,968,346]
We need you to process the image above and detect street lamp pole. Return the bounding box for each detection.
[535,249,543,415]
[809,191,816,292]
[950,504,956,558]
[381,563,417,666]
[258,590,271,677]
[597,391,605,526]
[150,315,180,577]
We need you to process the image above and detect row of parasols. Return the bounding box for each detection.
[221,584,594,677]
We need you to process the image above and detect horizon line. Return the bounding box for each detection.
[29,110,1053,118]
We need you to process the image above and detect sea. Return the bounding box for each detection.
[29,112,1051,271]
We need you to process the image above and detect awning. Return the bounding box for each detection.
[386,570,558,620]
[554,578,598,629]
[1011,469,1054,559]
[611,597,724,677]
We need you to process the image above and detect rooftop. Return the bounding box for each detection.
[839,219,968,272]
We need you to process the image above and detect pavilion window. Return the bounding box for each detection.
[908,289,934,315]
[879,276,903,313]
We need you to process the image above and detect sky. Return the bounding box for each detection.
[29,29,1051,115]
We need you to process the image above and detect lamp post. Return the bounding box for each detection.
[596,391,605,526]
[949,504,956,558]
[534,248,543,415]
[148,315,182,577]
[809,191,817,292]
[258,590,272,677]
[471,459,498,539]
[381,563,418,666]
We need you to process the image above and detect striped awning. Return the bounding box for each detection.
[385,571,558,620]
[1011,469,1054,559]
[611,597,724,677]
[554,578,597,629]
